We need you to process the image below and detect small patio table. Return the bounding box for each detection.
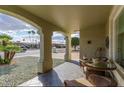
[79,59,117,78]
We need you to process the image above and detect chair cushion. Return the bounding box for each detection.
[64,77,93,87]
[88,74,115,87]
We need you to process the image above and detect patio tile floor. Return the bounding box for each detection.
[19,61,84,87]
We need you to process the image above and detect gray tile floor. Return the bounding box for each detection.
[19,61,85,87]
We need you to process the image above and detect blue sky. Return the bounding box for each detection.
[0,13,39,42]
[0,13,79,43]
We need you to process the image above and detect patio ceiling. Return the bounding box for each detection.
[19,5,112,32]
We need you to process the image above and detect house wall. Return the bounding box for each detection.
[105,22,109,57]
[108,5,124,86]
[80,25,106,59]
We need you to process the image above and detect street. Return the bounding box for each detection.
[0,49,79,60]
[15,49,40,58]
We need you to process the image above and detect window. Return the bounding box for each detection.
[117,10,124,68]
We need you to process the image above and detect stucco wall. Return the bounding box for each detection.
[105,22,109,57]
[80,25,106,59]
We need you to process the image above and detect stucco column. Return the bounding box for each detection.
[38,29,53,73]
[37,30,44,74]
[42,30,53,73]
[65,34,71,61]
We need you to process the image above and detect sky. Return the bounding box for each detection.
[0,13,40,43]
[52,32,79,44]
[0,13,79,44]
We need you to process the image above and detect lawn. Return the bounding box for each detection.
[0,56,64,86]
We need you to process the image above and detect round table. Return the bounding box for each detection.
[80,59,117,79]
[83,61,117,71]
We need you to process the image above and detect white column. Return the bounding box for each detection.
[37,28,53,73]
[64,34,71,61]
[37,30,44,74]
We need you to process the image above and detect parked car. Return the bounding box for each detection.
[20,45,27,52]
[22,44,30,49]
[52,47,57,53]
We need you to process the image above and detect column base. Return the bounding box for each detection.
[37,61,53,74]
[37,62,43,73]
[64,54,71,62]
[37,68,52,74]
[64,59,72,62]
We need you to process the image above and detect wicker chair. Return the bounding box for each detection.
[64,77,93,87]
[87,74,117,87]
[64,74,117,87]
[79,59,89,73]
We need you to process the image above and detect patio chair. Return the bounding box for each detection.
[79,60,86,73]
[79,57,89,73]
[64,74,117,87]
[87,74,117,87]
[64,77,93,87]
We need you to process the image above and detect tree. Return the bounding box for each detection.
[28,31,32,43]
[31,30,35,47]
[71,37,79,51]
[31,30,35,35]
[0,34,21,64]
[28,30,36,48]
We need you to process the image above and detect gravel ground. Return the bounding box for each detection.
[0,56,64,86]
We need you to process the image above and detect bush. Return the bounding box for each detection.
[0,34,21,65]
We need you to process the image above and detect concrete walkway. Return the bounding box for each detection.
[19,61,84,87]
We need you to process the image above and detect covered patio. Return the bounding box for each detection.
[0,5,124,86]
[19,61,83,86]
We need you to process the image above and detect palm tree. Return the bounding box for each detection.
[0,34,21,64]
[28,30,36,48]
[31,30,35,47]
[31,30,35,35]
[28,31,32,43]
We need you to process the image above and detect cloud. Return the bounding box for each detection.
[52,39,65,44]
[0,13,37,31]
[52,32,66,44]
[71,32,80,37]
[71,34,79,37]
[53,32,64,37]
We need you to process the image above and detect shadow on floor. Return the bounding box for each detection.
[19,62,84,87]
[70,60,80,66]
[38,70,64,87]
